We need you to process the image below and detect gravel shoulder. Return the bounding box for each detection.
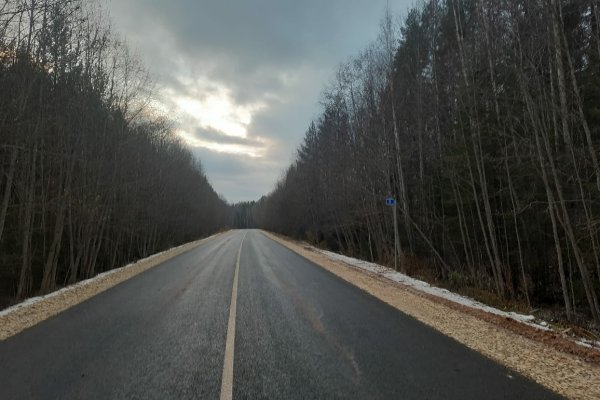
[0,232,225,341]
[263,231,600,400]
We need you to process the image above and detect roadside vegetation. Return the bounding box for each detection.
[0,0,229,306]
[253,0,600,328]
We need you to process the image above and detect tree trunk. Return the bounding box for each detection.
[0,147,17,244]
[17,146,37,299]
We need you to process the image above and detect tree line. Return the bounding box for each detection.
[253,0,600,324]
[0,0,230,306]
[232,201,257,229]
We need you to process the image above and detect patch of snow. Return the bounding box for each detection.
[316,248,554,332]
[575,338,600,349]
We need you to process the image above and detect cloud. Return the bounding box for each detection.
[106,0,409,202]
[178,128,269,159]
[190,147,281,203]
[192,127,267,148]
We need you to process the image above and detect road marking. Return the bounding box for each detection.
[219,231,247,400]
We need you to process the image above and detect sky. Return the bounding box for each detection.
[106,0,409,203]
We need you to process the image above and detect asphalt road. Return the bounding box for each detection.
[0,230,562,399]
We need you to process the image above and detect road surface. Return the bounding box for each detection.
[0,230,562,399]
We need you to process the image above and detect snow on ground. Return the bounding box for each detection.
[316,248,555,332]
[576,337,600,349]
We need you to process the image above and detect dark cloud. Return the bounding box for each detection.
[113,1,382,73]
[193,127,266,148]
[107,0,410,202]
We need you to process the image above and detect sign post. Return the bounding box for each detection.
[385,198,399,271]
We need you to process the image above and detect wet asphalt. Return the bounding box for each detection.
[0,230,562,399]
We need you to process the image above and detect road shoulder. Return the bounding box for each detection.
[262,230,600,400]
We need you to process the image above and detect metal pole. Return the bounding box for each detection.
[393,202,398,271]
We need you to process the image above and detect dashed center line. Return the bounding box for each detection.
[219,231,247,400]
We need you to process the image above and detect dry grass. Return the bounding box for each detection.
[263,231,600,400]
[0,233,222,341]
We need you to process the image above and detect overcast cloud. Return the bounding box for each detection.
[106,0,409,202]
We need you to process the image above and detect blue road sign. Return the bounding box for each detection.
[385,198,396,206]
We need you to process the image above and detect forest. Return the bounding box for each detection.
[253,0,600,325]
[0,0,230,306]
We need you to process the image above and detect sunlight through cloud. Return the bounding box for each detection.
[171,84,264,139]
